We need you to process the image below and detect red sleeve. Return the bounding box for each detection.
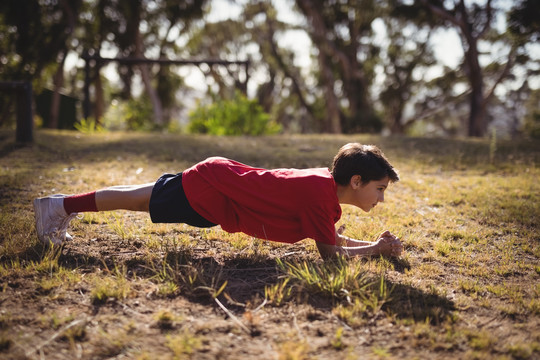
[300,204,337,246]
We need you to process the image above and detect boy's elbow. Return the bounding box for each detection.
[316,242,343,261]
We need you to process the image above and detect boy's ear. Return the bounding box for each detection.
[350,175,362,189]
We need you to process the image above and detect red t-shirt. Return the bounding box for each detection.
[182,157,341,245]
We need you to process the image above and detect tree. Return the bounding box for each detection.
[78,0,207,127]
[295,0,382,133]
[411,0,517,137]
[243,2,321,132]
[186,18,249,100]
[132,0,207,127]
[76,0,120,123]
[508,0,540,43]
[186,2,318,132]
[0,0,82,127]
[378,16,435,134]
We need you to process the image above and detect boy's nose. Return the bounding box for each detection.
[379,194,384,203]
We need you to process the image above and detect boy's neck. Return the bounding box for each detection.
[336,184,351,205]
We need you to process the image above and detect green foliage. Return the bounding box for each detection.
[188,92,281,136]
[0,0,80,82]
[74,117,105,134]
[508,0,540,42]
[101,98,155,131]
[124,98,155,131]
[523,89,540,139]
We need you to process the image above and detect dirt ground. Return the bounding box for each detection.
[3,216,538,360]
[1,131,539,359]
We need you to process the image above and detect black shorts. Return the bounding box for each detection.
[149,172,217,228]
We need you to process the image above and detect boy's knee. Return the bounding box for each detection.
[136,199,150,212]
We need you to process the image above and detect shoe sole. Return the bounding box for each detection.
[33,198,45,243]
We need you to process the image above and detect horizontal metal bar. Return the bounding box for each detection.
[81,55,249,66]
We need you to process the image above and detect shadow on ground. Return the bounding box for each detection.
[44,243,456,325]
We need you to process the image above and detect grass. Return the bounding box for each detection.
[276,256,374,301]
[166,329,203,358]
[0,129,539,359]
[89,265,132,304]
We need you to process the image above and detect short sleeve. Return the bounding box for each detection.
[300,205,337,246]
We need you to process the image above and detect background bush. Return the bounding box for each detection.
[102,98,155,131]
[188,92,281,136]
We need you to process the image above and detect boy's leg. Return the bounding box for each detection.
[34,183,155,244]
[95,183,154,212]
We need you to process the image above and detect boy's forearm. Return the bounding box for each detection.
[337,234,373,247]
[318,232,403,260]
[316,242,379,260]
[336,244,380,257]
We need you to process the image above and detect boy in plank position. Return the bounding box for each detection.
[34,143,403,260]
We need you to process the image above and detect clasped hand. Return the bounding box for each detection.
[375,230,403,257]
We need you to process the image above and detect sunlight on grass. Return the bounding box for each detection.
[148,249,227,299]
[275,256,393,316]
[90,265,132,304]
[264,278,293,306]
[277,256,372,300]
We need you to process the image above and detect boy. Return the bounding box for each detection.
[33,143,403,260]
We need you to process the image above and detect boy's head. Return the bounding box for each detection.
[331,143,399,186]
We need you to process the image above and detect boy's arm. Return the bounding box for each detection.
[334,225,380,247]
[318,230,403,260]
[336,233,373,247]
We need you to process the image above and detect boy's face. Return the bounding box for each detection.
[351,176,389,212]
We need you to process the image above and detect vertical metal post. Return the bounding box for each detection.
[243,59,250,95]
[16,81,34,143]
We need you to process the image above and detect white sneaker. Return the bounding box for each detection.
[33,194,79,245]
[50,194,75,241]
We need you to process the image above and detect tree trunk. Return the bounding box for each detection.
[390,99,406,134]
[138,62,164,126]
[319,53,342,133]
[94,66,105,124]
[296,0,342,133]
[265,13,316,125]
[418,0,496,137]
[468,83,486,137]
[464,35,486,137]
[133,3,163,126]
[49,51,67,129]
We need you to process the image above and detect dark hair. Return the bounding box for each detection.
[331,143,399,186]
